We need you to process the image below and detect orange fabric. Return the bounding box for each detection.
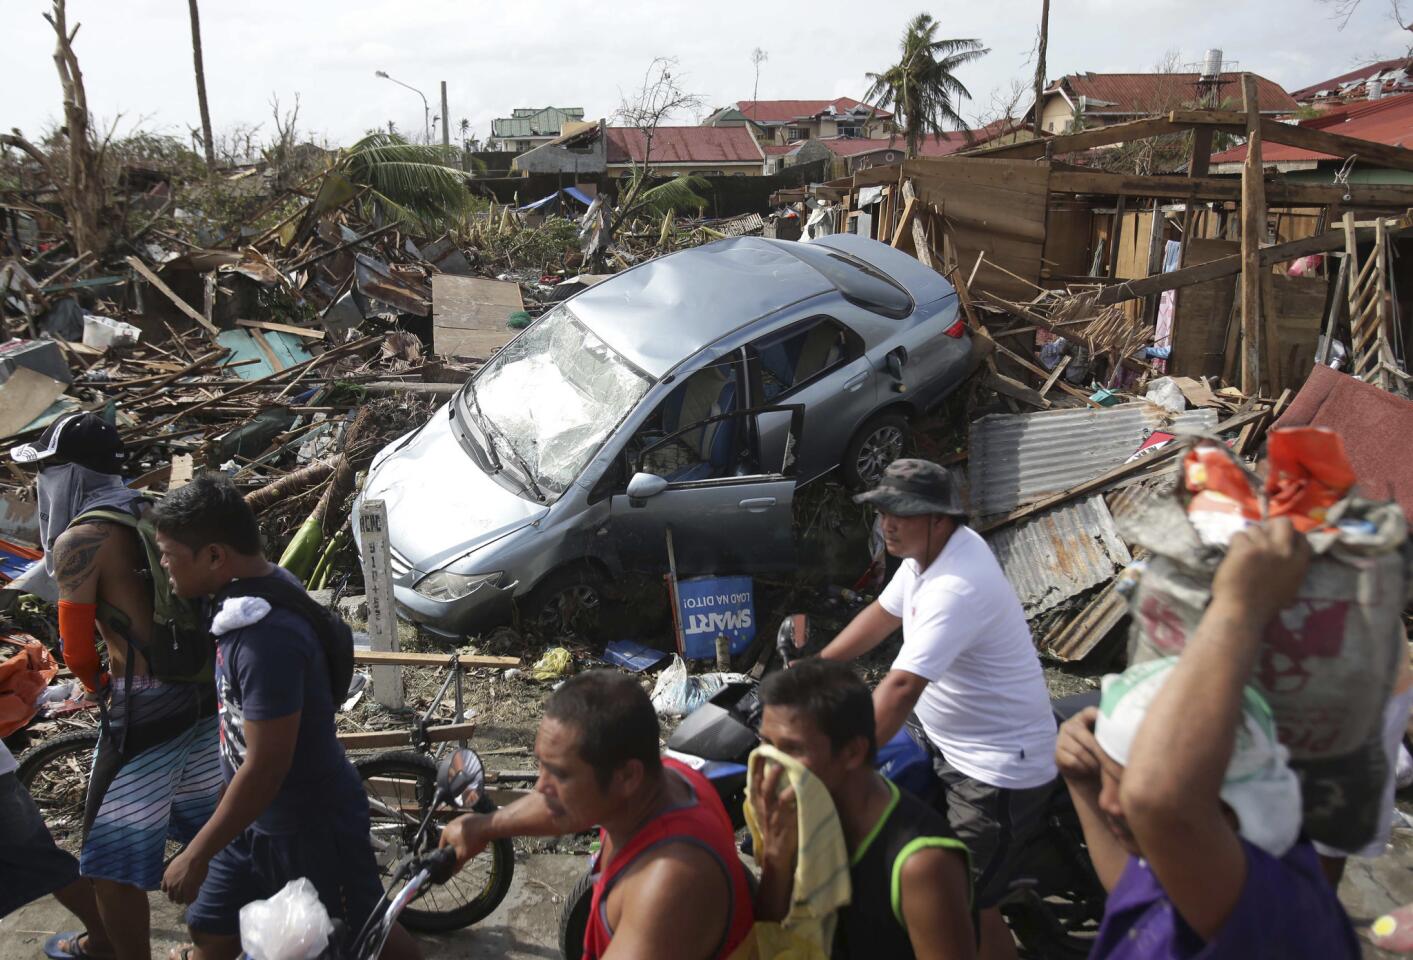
[0,635,59,737]
[1184,428,1360,533]
[58,600,105,692]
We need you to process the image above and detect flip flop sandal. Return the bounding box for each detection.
[43,932,108,960]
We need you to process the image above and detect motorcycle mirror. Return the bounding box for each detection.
[776,614,809,666]
[436,748,486,809]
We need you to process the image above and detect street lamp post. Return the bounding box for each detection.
[374,70,430,142]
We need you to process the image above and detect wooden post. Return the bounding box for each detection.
[358,499,404,709]
[1106,196,1126,278]
[1239,74,1268,395]
[902,180,934,270]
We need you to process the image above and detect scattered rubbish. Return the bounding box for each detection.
[603,639,670,673]
[530,646,574,680]
[649,654,749,718]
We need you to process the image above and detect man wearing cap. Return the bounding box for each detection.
[12,414,222,960]
[1055,519,1357,958]
[819,459,1056,960]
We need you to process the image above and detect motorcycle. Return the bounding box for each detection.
[239,748,486,960]
[557,619,1106,959]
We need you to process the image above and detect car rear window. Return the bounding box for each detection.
[781,243,913,319]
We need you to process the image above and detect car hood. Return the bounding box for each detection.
[362,406,548,572]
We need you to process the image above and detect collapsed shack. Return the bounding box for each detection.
[805,79,1413,663]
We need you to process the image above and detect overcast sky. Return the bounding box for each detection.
[4,0,1407,152]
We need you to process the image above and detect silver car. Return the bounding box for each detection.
[354,233,975,637]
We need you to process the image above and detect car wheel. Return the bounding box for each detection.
[526,567,606,639]
[842,413,909,490]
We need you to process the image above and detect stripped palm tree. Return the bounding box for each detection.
[863,14,988,159]
[334,132,475,233]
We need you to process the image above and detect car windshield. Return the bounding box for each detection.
[460,304,652,498]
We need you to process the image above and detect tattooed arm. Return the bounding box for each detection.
[52,524,111,691]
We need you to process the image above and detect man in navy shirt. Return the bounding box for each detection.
[149,474,418,960]
[1055,519,1358,959]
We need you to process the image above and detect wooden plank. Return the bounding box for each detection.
[358,500,403,709]
[890,196,919,250]
[901,181,933,269]
[354,650,520,669]
[977,328,1103,407]
[431,275,525,359]
[1259,117,1413,175]
[1240,75,1268,395]
[236,318,327,340]
[1048,169,1413,208]
[337,722,479,751]
[964,115,1184,160]
[247,328,286,373]
[125,256,221,338]
[1039,355,1070,396]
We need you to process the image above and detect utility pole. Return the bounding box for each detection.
[187,0,216,169]
[1032,0,1050,137]
[441,80,450,147]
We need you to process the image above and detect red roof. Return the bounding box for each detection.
[1052,72,1296,115]
[734,97,891,124]
[1289,58,1411,102]
[1209,92,1413,165]
[762,144,796,155]
[605,126,763,165]
[811,119,1022,159]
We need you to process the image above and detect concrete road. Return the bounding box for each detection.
[0,853,586,960]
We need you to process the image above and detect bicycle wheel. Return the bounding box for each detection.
[17,729,99,856]
[355,751,515,933]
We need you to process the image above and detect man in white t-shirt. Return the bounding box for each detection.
[820,458,1057,960]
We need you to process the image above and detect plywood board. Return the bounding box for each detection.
[432,275,525,359]
[0,367,69,438]
[1271,274,1327,389]
[1170,239,1240,379]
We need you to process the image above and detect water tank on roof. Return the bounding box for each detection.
[1202,49,1223,80]
[1370,78,1385,100]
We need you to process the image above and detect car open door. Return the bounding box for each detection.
[608,405,804,577]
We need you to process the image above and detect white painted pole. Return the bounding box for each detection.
[358,499,404,709]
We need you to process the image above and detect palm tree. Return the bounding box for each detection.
[187,0,216,170]
[863,14,988,158]
[334,132,476,233]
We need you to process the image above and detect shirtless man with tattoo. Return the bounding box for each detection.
[13,414,221,960]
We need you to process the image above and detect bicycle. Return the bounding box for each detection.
[351,652,517,933]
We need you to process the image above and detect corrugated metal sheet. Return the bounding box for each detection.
[986,494,1131,619]
[968,403,1218,516]
[1046,581,1129,662]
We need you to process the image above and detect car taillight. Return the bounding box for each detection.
[942,318,966,338]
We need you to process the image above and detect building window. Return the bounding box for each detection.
[838,124,861,138]
[788,127,810,141]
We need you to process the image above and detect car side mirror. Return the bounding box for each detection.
[627,472,669,502]
[886,351,906,380]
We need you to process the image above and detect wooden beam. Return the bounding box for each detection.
[1039,355,1070,396]
[901,180,934,269]
[1090,219,1412,306]
[891,196,919,250]
[1187,125,1214,179]
[964,115,1185,160]
[1175,106,1413,176]
[236,318,327,340]
[1049,169,1413,208]
[353,650,520,669]
[125,256,221,338]
[337,721,479,751]
[1240,74,1268,395]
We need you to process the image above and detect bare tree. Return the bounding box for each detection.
[972,78,1030,138]
[751,47,769,103]
[611,58,703,234]
[0,1,107,258]
[1319,0,1412,31]
[266,92,303,189]
[187,0,216,170]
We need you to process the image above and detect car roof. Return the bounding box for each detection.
[569,237,833,378]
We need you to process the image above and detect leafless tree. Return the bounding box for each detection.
[751,47,768,103]
[187,0,216,170]
[1319,0,1412,31]
[971,78,1030,137]
[611,58,703,232]
[0,1,108,258]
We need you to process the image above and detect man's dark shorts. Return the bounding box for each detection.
[0,772,81,918]
[933,753,1053,909]
[186,813,383,936]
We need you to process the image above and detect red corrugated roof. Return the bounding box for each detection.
[1054,72,1296,114]
[812,120,1022,158]
[762,144,796,155]
[605,126,763,165]
[734,97,891,123]
[1289,58,1410,102]
[1209,92,1413,164]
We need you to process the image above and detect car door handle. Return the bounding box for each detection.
[844,370,869,391]
[738,498,776,512]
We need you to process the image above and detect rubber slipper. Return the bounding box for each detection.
[43,932,106,960]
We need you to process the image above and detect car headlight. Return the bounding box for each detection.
[413,571,503,602]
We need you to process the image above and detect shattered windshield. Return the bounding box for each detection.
[461,305,652,498]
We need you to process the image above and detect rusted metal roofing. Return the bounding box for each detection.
[1046,581,1129,663]
[968,403,1218,517]
[986,494,1131,619]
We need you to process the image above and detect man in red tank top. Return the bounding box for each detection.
[441,671,753,959]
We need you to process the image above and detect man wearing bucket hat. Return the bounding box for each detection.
[11,413,221,960]
[819,459,1057,960]
[1055,518,1357,958]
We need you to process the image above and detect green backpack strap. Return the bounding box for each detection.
[69,508,142,633]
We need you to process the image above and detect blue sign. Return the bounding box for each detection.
[677,575,755,660]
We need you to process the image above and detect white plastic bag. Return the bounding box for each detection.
[649,654,749,718]
[239,878,334,960]
[1144,377,1186,414]
[82,315,141,350]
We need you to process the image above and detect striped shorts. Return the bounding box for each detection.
[80,677,223,890]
